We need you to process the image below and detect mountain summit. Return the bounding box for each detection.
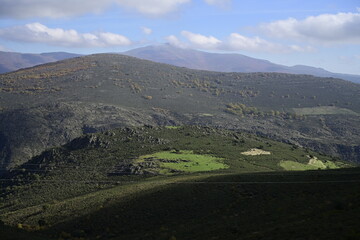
[125,44,281,72]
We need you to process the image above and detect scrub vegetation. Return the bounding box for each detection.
[0,126,358,240]
[0,54,360,239]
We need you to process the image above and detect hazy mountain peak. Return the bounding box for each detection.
[124,45,360,83]
[0,51,81,74]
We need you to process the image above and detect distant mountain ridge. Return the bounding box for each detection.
[124,44,360,84]
[0,51,82,73]
[1,46,359,84]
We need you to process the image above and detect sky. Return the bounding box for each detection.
[0,0,359,74]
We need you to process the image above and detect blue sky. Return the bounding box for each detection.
[0,0,359,74]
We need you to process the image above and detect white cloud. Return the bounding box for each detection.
[203,0,232,8]
[141,27,153,35]
[181,31,222,49]
[115,0,190,17]
[167,31,311,53]
[97,32,131,46]
[227,33,281,52]
[0,0,191,18]
[166,35,188,48]
[260,11,360,44]
[0,0,110,18]
[0,23,132,48]
[289,44,314,52]
[0,0,237,19]
[226,33,312,53]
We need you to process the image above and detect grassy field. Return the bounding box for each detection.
[164,126,182,129]
[293,106,359,115]
[280,156,340,171]
[137,150,228,173]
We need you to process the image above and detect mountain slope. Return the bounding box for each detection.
[0,53,359,169]
[125,44,360,84]
[0,126,358,240]
[0,51,81,74]
[1,47,359,84]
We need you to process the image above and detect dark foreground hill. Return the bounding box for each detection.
[0,54,359,170]
[0,51,81,74]
[0,126,359,240]
[125,44,360,84]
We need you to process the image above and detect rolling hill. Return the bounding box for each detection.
[124,44,360,84]
[0,53,359,171]
[0,51,81,74]
[0,53,360,240]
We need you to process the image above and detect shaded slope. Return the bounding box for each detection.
[2,170,360,240]
[0,126,354,233]
[1,165,360,239]
[0,102,155,169]
[49,170,360,240]
[2,169,360,240]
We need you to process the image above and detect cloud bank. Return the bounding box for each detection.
[0,0,227,18]
[181,31,221,49]
[167,31,311,53]
[165,35,188,48]
[115,0,190,17]
[0,23,132,48]
[260,11,360,44]
[0,0,109,18]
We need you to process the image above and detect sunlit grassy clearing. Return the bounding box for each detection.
[280,158,339,171]
[139,150,229,172]
[293,106,359,115]
[165,126,182,129]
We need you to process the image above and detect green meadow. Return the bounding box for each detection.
[137,150,229,173]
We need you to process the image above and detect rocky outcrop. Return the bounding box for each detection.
[0,102,156,170]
